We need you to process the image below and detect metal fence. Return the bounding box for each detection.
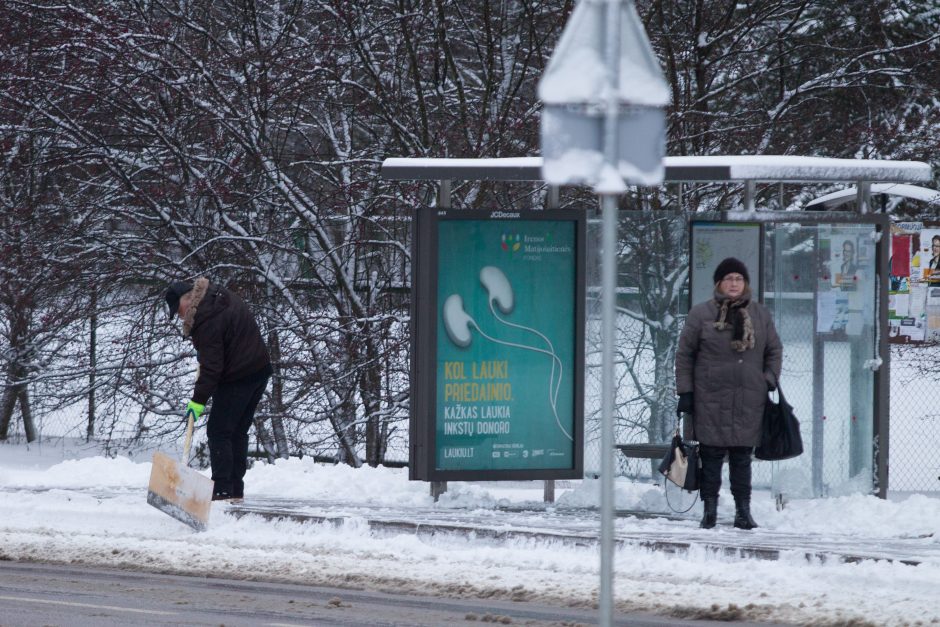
[5,215,940,495]
[887,343,940,493]
[9,333,938,494]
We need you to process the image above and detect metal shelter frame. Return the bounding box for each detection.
[382,155,932,212]
[383,154,934,499]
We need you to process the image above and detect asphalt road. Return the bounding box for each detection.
[0,560,775,627]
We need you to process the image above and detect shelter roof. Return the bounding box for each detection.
[806,183,940,209]
[381,155,933,184]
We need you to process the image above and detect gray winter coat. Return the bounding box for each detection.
[675,299,783,447]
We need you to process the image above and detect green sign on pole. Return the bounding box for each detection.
[410,209,585,481]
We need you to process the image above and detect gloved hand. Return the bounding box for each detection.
[676,392,694,418]
[185,400,206,421]
[767,382,777,392]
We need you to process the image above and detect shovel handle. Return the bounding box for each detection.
[182,409,195,463]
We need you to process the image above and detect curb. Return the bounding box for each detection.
[226,504,923,566]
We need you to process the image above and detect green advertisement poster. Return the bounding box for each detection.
[436,219,577,471]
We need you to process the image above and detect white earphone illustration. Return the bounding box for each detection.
[442,266,571,441]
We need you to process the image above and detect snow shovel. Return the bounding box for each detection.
[147,409,214,531]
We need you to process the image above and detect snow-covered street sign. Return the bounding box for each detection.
[538,0,669,189]
[539,4,670,624]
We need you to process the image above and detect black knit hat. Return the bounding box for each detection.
[713,257,750,285]
[164,281,193,317]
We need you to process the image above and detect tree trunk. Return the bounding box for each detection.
[265,329,289,459]
[362,334,385,467]
[87,289,97,441]
[333,396,362,468]
[0,383,16,440]
[252,415,279,463]
[19,386,36,442]
[0,381,35,443]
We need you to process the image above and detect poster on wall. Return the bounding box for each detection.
[922,229,940,285]
[888,222,940,343]
[410,208,585,481]
[828,230,872,290]
[816,226,873,335]
[921,226,940,341]
[689,221,762,308]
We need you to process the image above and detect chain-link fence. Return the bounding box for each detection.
[4,214,939,495]
[887,343,940,493]
[9,326,937,494]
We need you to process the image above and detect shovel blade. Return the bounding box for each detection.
[147,451,214,531]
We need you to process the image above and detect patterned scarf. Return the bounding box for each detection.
[713,286,755,352]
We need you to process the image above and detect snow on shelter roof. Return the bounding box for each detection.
[381,155,933,184]
[806,183,940,209]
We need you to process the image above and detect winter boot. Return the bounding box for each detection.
[728,447,756,529]
[733,499,758,530]
[697,445,724,529]
[212,480,234,502]
[700,497,718,529]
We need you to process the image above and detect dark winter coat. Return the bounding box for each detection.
[183,277,271,405]
[675,297,782,447]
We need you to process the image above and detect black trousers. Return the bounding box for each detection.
[699,444,753,502]
[206,371,270,497]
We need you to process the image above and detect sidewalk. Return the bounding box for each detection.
[226,497,938,566]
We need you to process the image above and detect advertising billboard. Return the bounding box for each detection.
[410,209,585,481]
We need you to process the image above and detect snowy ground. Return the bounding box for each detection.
[2,441,940,626]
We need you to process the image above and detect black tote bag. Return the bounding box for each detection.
[754,385,804,461]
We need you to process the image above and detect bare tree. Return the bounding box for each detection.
[1,0,937,468]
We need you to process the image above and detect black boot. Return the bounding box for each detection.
[698,445,724,530]
[728,447,756,529]
[700,497,718,529]
[733,499,758,530]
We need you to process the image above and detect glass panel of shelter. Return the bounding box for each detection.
[601,212,883,500]
[763,222,879,500]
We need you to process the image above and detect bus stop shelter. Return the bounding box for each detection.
[383,154,934,500]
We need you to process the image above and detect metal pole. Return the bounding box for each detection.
[599,1,622,625]
[811,228,825,497]
[543,479,555,503]
[743,180,755,212]
[874,218,890,497]
[438,180,452,209]
[547,185,560,210]
[599,193,617,626]
[856,181,871,214]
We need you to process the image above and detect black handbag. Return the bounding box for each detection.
[754,385,804,461]
[658,427,700,491]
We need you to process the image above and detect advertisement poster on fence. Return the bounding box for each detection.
[888,222,940,342]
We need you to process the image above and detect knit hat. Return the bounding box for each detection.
[713,257,750,285]
[164,281,193,317]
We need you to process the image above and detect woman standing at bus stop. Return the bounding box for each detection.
[675,257,783,529]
